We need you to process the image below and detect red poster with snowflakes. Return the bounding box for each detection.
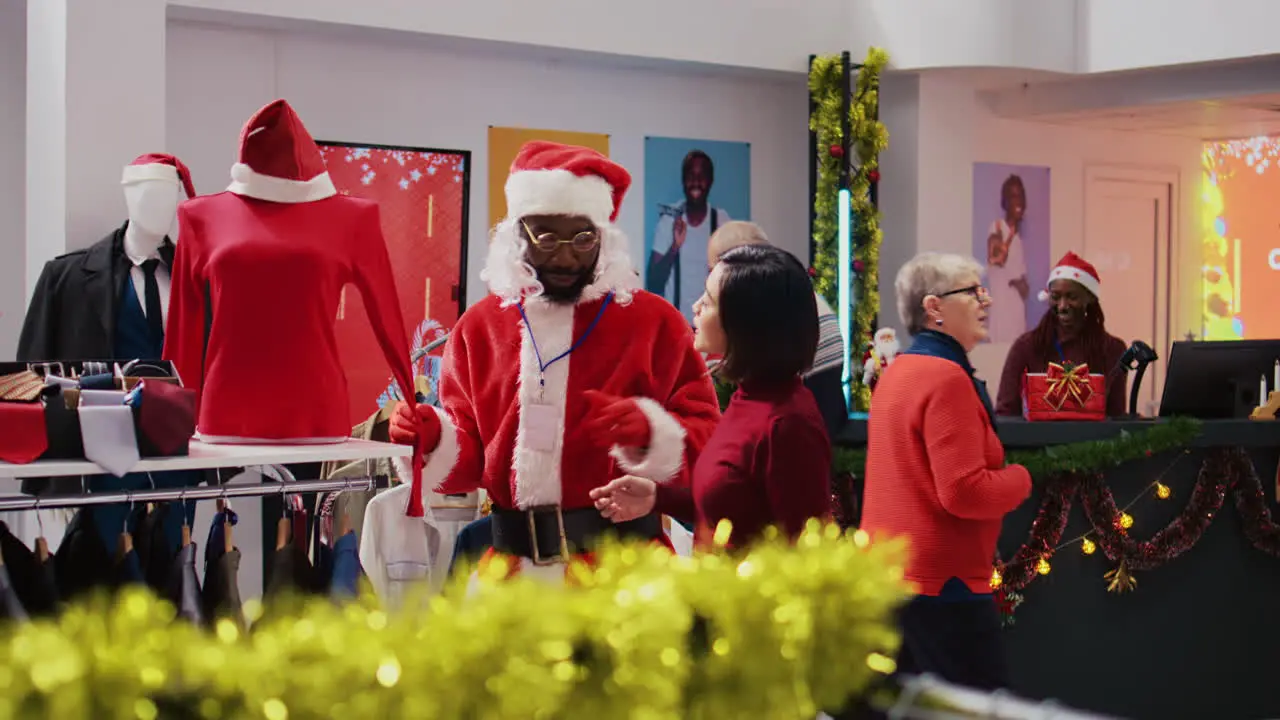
[317,142,471,425]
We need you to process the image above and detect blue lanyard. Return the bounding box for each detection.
[517,292,613,390]
[1053,334,1066,363]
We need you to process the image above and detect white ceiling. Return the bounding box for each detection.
[1026,94,1280,139]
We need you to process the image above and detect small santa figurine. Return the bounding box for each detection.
[861,327,900,388]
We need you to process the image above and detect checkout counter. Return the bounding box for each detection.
[836,340,1280,720]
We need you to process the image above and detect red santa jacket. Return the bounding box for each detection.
[416,288,721,511]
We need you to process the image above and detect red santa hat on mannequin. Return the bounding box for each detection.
[121,153,196,199]
[227,99,337,204]
[1038,251,1102,302]
[504,141,631,227]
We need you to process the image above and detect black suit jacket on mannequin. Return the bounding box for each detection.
[17,221,174,363]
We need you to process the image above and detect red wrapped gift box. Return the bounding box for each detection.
[1022,362,1105,421]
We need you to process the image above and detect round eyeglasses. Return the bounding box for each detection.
[521,220,601,253]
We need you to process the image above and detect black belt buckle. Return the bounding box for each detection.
[526,505,570,566]
[527,502,573,563]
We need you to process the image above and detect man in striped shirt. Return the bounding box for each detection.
[705,222,848,438]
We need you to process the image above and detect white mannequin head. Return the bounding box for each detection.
[123,179,182,238]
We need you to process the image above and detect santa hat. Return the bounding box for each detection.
[1038,251,1101,302]
[227,99,336,204]
[122,153,196,199]
[504,141,631,226]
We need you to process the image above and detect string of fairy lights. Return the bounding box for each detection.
[990,453,1186,588]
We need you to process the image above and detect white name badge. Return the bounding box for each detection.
[523,403,560,453]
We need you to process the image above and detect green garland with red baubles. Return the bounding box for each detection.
[808,49,889,412]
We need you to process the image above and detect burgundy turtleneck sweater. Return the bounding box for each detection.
[655,376,832,549]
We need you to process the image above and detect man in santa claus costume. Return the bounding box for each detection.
[389,141,721,581]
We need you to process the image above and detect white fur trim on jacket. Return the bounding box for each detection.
[391,406,462,493]
[505,169,614,227]
[227,162,337,203]
[511,297,575,508]
[121,164,182,188]
[610,396,686,483]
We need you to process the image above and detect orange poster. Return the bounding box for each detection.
[1202,139,1280,340]
[487,126,610,228]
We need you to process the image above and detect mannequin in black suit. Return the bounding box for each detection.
[18,153,193,362]
[11,154,198,555]
[16,224,174,362]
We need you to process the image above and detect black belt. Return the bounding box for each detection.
[489,505,664,565]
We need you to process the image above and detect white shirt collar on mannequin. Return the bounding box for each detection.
[122,222,166,266]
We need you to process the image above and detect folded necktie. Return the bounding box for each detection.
[133,380,197,456]
[0,371,45,403]
[78,390,140,477]
[0,404,48,464]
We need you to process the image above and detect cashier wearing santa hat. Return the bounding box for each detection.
[389,141,721,580]
[995,251,1127,417]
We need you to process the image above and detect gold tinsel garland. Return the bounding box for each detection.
[0,523,909,720]
[809,49,890,412]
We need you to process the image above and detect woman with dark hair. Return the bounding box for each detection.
[590,244,831,549]
[995,252,1127,417]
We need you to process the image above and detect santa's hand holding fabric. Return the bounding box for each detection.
[385,141,721,584]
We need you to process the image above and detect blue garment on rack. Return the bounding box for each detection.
[448,516,494,578]
[117,549,144,586]
[88,471,199,553]
[329,531,363,599]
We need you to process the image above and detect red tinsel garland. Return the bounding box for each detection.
[1078,450,1227,571]
[995,448,1280,613]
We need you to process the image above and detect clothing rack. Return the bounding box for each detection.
[0,476,381,512]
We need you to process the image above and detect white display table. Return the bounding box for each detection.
[0,439,411,479]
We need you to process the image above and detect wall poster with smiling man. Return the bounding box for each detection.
[643,136,751,325]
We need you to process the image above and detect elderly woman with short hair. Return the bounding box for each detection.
[861,252,1031,691]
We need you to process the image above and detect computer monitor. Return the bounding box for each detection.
[1159,339,1280,419]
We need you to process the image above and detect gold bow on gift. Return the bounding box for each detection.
[1044,362,1095,411]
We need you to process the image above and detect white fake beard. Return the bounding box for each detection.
[876,339,900,362]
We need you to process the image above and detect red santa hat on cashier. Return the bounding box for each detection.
[227,99,337,204]
[482,141,640,305]
[121,153,197,200]
[1038,251,1102,302]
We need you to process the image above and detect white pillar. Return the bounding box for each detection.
[0,0,27,357]
[25,0,167,300]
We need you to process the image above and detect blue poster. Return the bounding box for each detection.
[643,136,751,324]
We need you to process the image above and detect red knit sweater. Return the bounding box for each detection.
[655,377,831,549]
[861,355,1032,595]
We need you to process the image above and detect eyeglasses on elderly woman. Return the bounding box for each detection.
[936,284,991,302]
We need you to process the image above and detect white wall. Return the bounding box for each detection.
[849,0,1080,73]
[169,0,853,73]
[879,73,1203,385]
[1082,0,1280,73]
[0,0,26,357]
[165,21,811,308]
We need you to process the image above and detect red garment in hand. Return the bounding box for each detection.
[581,390,651,449]
[389,401,442,453]
[0,404,48,464]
